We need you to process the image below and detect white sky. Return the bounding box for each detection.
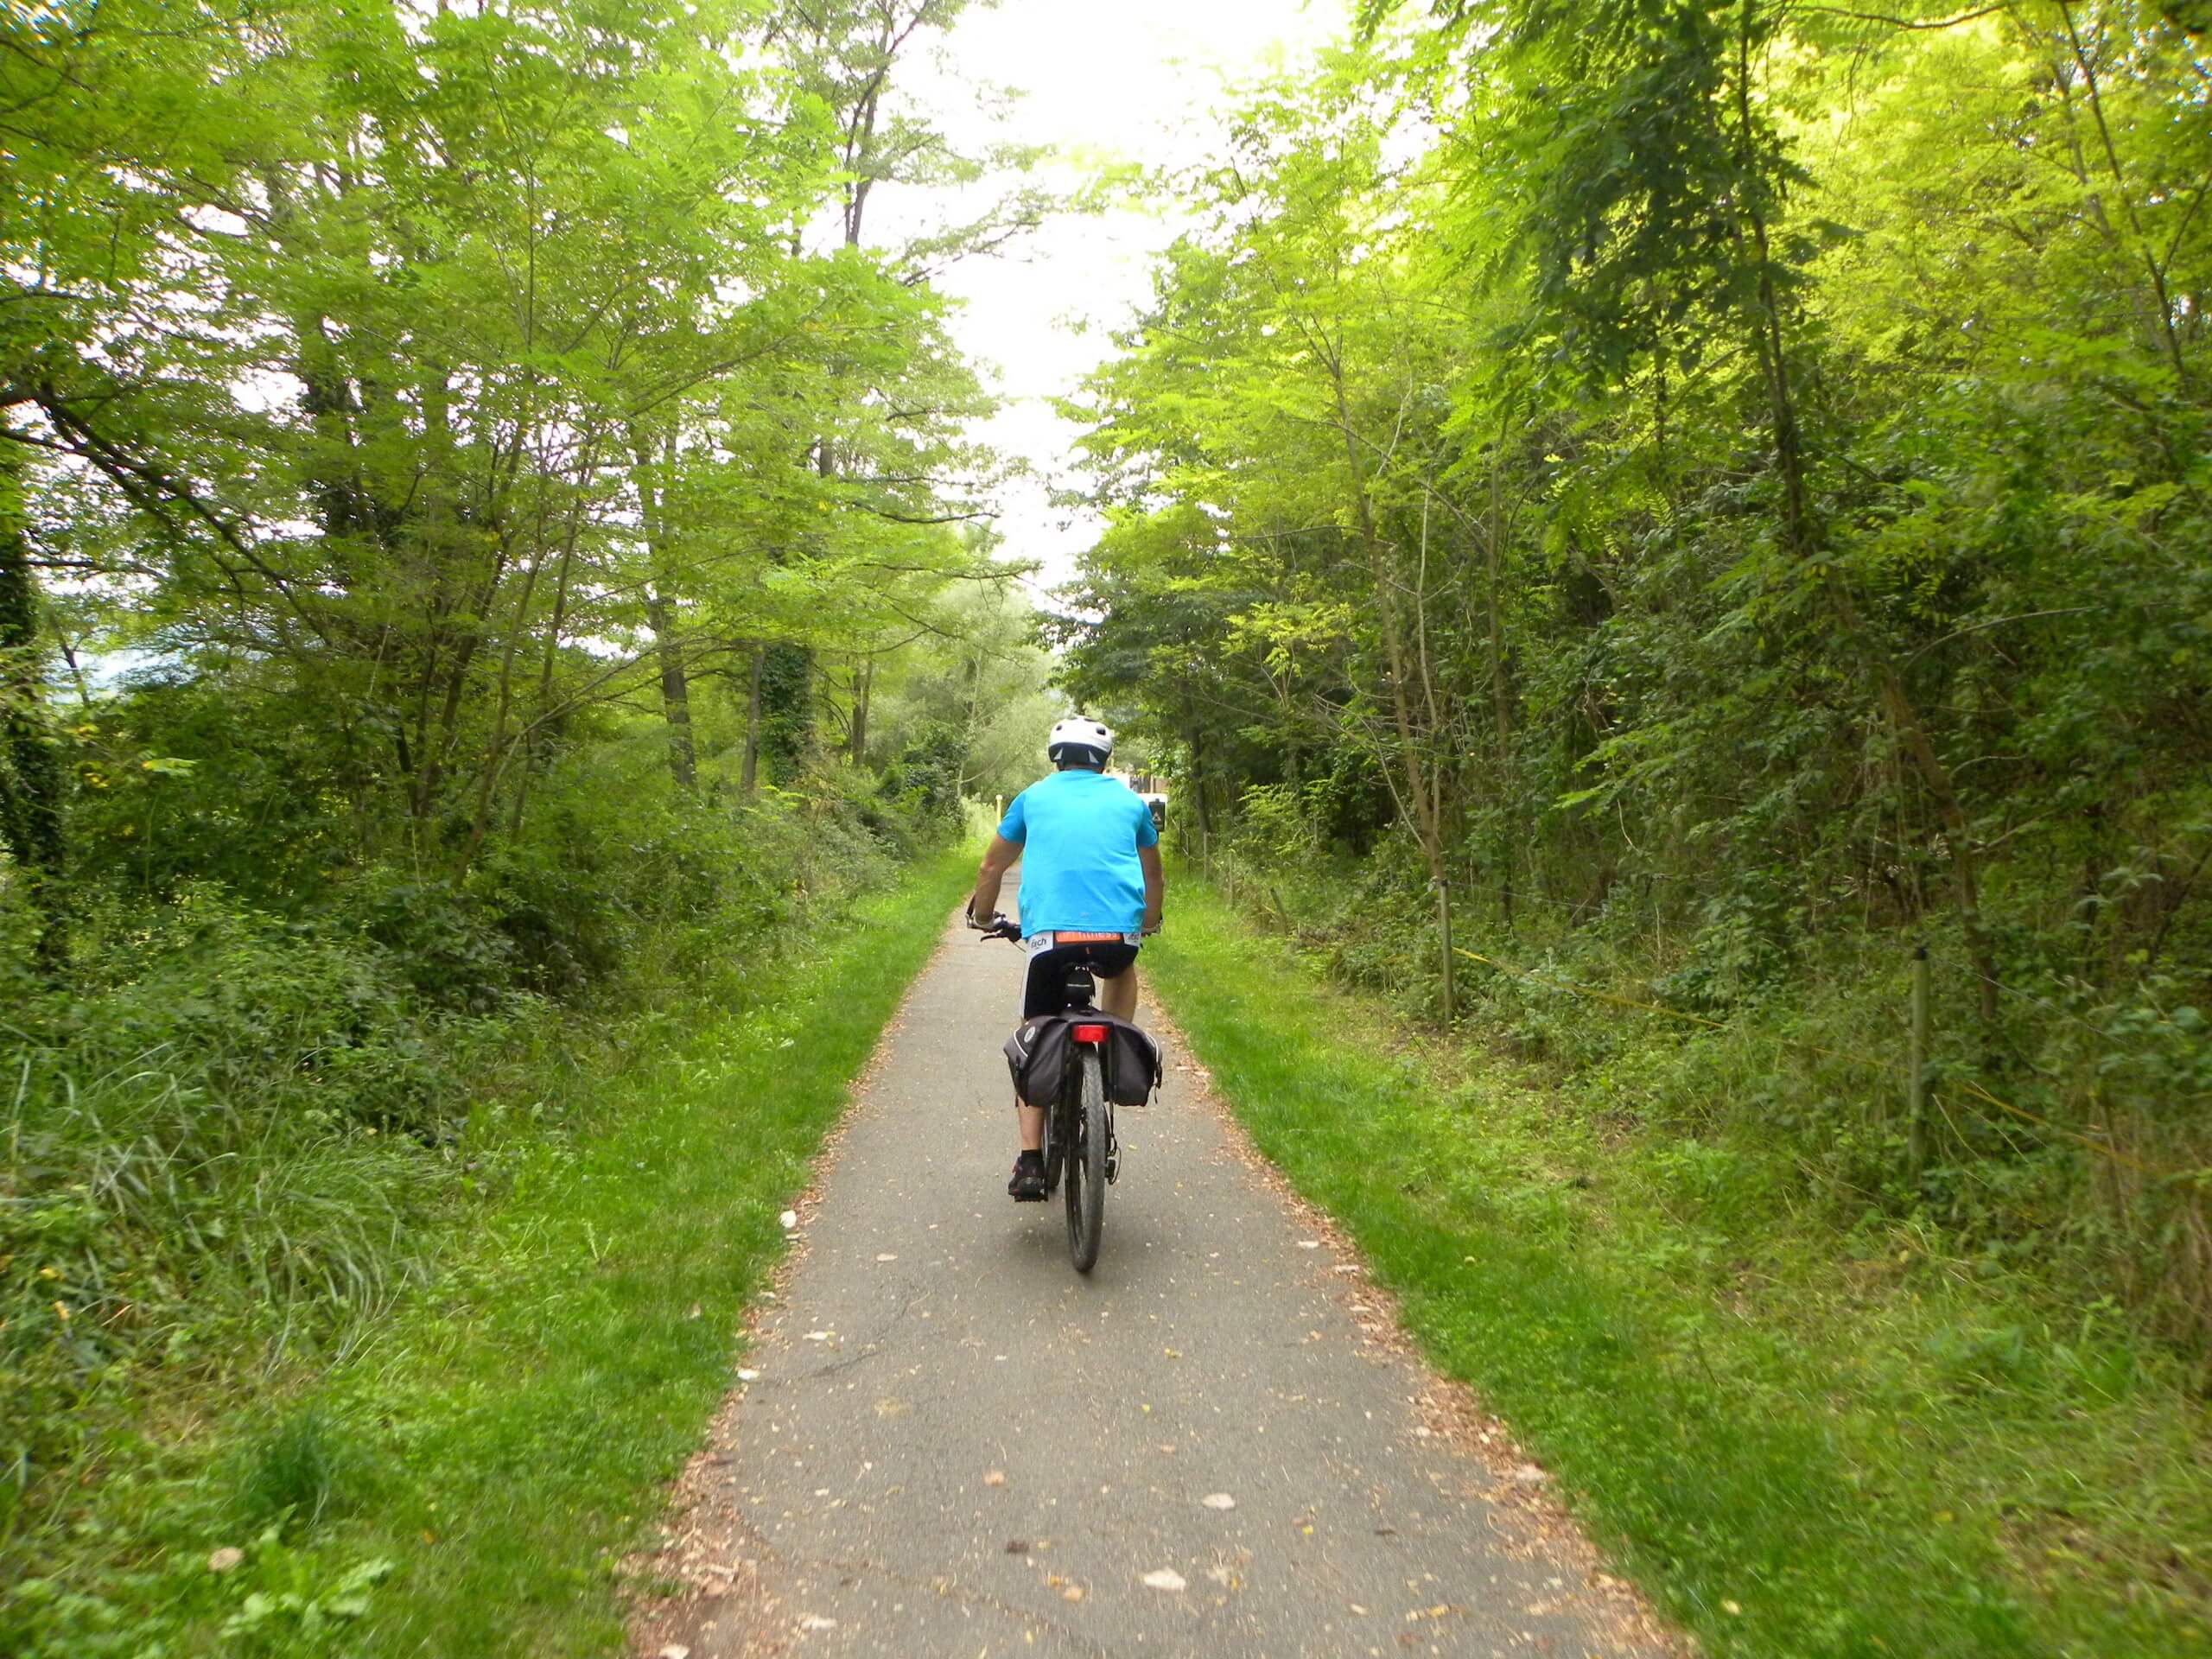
[883,0,1350,593]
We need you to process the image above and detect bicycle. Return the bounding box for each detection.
[980,918,1118,1273]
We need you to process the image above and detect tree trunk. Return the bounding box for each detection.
[0,441,69,976]
[413,626,485,823]
[1484,425,1516,929]
[741,643,765,794]
[632,434,696,790]
[1332,366,1448,898]
[1184,693,1212,861]
[510,511,584,841]
[650,588,697,789]
[466,443,589,869]
[1731,0,1999,1026]
[849,657,874,767]
[465,546,545,868]
[758,640,814,784]
[954,650,982,798]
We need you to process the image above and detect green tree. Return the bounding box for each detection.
[1077,0,2212,1340]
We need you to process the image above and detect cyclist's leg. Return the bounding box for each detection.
[1022,944,1074,1019]
[1096,963,1138,1020]
[1014,945,1075,1155]
[1092,943,1141,1021]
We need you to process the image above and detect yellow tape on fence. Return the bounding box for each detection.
[1948,1077,2185,1182]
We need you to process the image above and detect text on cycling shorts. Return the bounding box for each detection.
[1020,928,1141,1020]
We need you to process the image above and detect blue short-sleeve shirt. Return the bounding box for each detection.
[996,769,1159,938]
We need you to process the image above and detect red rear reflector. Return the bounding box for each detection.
[1072,1024,1109,1044]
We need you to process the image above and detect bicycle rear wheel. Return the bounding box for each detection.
[1065,1049,1107,1272]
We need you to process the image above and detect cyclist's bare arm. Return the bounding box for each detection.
[969,834,1021,925]
[1108,844,1165,1017]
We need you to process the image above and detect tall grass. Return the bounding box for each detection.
[1151,867,2212,1656]
[2,753,956,1637]
[2,830,973,1656]
[1202,807,2212,1369]
[2,923,487,1516]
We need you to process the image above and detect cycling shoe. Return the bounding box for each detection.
[1007,1153,1047,1202]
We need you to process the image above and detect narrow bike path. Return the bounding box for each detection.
[642,912,1669,1658]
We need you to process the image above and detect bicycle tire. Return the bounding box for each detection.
[1065,1049,1107,1272]
[1041,1107,1065,1198]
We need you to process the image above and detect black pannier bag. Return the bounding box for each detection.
[1002,1014,1073,1109]
[1003,1011,1164,1109]
[1099,1014,1165,1106]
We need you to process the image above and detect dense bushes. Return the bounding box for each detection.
[1064,3,2212,1364]
[0,709,947,1532]
[1199,807,2212,1370]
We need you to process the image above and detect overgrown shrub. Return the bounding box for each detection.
[1,749,948,1531]
[1,896,490,1503]
[1202,797,2212,1372]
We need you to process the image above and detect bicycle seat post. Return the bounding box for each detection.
[1062,968,1096,1013]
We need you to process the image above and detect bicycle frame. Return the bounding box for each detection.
[984,934,1118,1271]
[1039,975,1117,1197]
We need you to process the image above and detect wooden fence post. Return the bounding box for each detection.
[1437,876,1456,1025]
[1908,941,1930,1180]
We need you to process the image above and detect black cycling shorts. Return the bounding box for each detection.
[1022,939,1140,1020]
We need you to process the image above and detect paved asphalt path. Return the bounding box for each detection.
[650,913,1668,1659]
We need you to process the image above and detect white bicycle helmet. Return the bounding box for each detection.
[1046,716,1115,766]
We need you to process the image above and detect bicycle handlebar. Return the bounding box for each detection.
[971,914,1159,944]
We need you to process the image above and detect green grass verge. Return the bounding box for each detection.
[6,842,973,1658]
[1146,873,2211,1659]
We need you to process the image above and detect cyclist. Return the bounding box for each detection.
[968,717,1164,1201]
